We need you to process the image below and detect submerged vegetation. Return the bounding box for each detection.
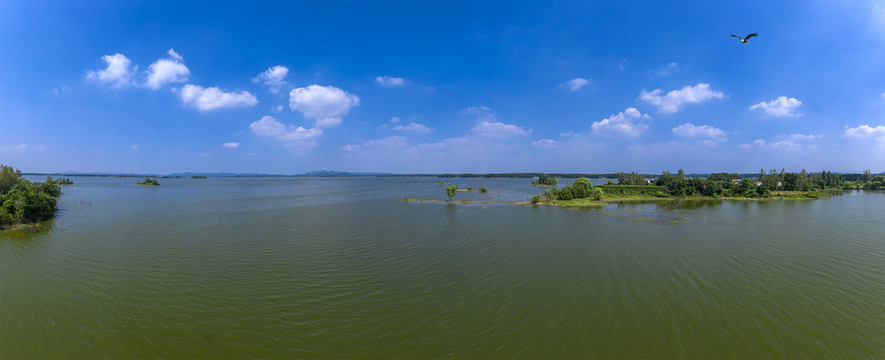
[137,178,160,186]
[0,165,63,230]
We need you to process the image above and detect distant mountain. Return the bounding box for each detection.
[299,170,393,177]
[168,172,281,178]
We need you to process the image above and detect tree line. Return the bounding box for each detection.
[1,165,68,229]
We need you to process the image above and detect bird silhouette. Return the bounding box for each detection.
[730,32,758,44]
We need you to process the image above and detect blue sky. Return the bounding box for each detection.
[2,1,885,174]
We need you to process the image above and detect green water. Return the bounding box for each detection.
[1,177,883,358]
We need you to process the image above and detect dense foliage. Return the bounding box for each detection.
[137,178,160,186]
[653,169,854,198]
[616,171,648,185]
[0,165,62,228]
[532,174,558,186]
[445,185,458,200]
[544,177,603,201]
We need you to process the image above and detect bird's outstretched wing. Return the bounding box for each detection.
[744,32,758,40]
[730,34,742,39]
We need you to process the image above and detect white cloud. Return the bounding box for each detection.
[255,66,289,93]
[250,115,323,144]
[591,108,649,137]
[50,85,71,95]
[375,76,405,87]
[471,119,530,138]
[739,139,801,150]
[844,124,885,138]
[87,53,136,89]
[394,122,433,134]
[145,48,190,89]
[342,144,362,152]
[130,144,139,150]
[390,116,400,123]
[167,49,183,61]
[271,105,283,113]
[639,83,725,114]
[784,133,822,141]
[222,142,240,149]
[845,124,885,146]
[740,132,823,150]
[179,84,258,111]
[672,123,726,141]
[1,143,46,152]
[749,96,803,118]
[461,106,492,115]
[531,138,556,148]
[289,85,359,128]
[619,59,629,70]
[560,78,589,91]
[651,62,679,76]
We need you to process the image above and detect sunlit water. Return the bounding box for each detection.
[2,177,883,358]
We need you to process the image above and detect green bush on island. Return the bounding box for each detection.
[191,176,207,179]
[479,187,488,193]
[137,178,160,186]
[0,165,62,229]
[532,173,558,186]
[445,185,458,200]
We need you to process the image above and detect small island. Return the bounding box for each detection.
[191,176,207,179]
[531,173,558,187]
[137,178,160,186]
[0,165,63,230]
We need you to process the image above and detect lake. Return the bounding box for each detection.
[1,177,883,358]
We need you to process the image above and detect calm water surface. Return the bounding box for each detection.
[1,177,883,358]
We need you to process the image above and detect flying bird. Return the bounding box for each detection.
[730,32,758,44]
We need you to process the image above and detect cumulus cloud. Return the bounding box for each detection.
[560,78,589,91]
[145,49,190,90]
[639,83,725,114]
[255,66,289,93]
[179,84,258,111]
[394,122,433,134]
[844,124,885,138]
[222,142,240,149]
[250,115,323,144]
[471,119,531,138]
[750,96,803,118]
[591,108,649,137]
[289,85,359,128]
[375,76,405,87]
[87,53,136,88]
[845,124,885,146]
[672,123,726,141]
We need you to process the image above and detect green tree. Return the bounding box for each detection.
[445,185,458,200]
[572,177,593,198]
